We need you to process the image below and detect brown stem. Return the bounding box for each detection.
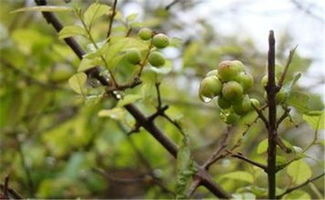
[266,30,278,199]
[278,45,298,88]
[276,172,325,198]
[226,151,267,171]
[106,0,118,38]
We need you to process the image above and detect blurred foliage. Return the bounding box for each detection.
[0,0,324,199]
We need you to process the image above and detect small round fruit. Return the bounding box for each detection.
[276,89,286,104]
[225,112,240,125]
[152,33,169,49]
[236,72,254,91]
[148,51,165,67]
[218,60,244,81]
[261,75,278,87]
[138,28,153,40]
[222,81,244,102]
[232,95,252,115]
[206,69,219,77]
[199,76,222,99]
[217,96,231,109]
[250,98,260,108]
[125,49,141,64]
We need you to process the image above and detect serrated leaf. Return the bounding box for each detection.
[176,136,196,199]
[257,139,268,154]
[68,72,87,95]
[78,57,102,72]
[11,6,72,13]
[287,159,312,185]
[283,190,311,200]
[220,171,254,183]
[117,94,142,107]
[303,111,325,130]
[58,25,86,39]
[98,107,125,120]
[83,3,111,27]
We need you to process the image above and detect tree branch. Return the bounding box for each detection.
[266,30,277,199]
[34,1,231,198]
[276,172,325,198]
[278,46,298,88]
[226,150,267,171]
[106,0,118,38]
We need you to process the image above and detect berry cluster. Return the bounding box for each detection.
[199,60,260,124]
[125,28,169,67]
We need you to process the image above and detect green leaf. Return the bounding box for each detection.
[83,3,111,27]
[78,57,102,72]
[257,139,267,154]
[287,91,310,113]
[176,136,196,199]
[58,25,86,39]
[287,159,312,185]
[117,94,142,107]
[220,171,254,183]
[231,192,256,200]
[303,111,325,130]
[98,107,125,120]
[283,190,311,200]
[282,72,302,94]
[126,13,138,22]
[68,72,87,95]
[11,6,73,13]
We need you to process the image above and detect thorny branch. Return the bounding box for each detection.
[34,0,230,198]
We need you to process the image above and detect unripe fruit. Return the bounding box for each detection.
[232,95,252,115]
[276,89,286,104]
[225,112,240,125]
[222,81,244,102]
[235,72,254,91]
[199,76,222,99]
[138,28,153,40]
[261,75,279,87]
[218,60,245,81]
[206,69,219,77]
[250,98,260,108]
[125,49,141,64]
[148,51,165,67]
[217,96,231,109]
[152,33,169,49]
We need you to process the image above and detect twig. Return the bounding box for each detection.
[106,0,118,38]
[252,104,269,129]
[302,116,321,153]
[278,45,298,88]
[266,30,277,199]
[165,0,181,10]
[226,150,267,171]
[275,136,292,153]
[276,172,325,198]
[276,106,291,128]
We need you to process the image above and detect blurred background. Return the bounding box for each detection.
[0,0,324,198]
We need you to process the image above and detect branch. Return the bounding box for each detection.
[34,2,230,198]
[278,46,298,88]
[266,30,277,199]
[106,0,118,38]
[276,172,325,198]
[226,150,267,171]
[276,106,291,128]
[252,104,269,129]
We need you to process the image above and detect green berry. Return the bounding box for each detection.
[199,76,222,99]
[217,96,231,109]
[235,72,254,91]
[206,69,219,77]
[218,60,244,81]
[225,112,240,125]
[276,89,286,104]
[232,95,252,115]
[152,33,169,49]
[222,81,244,102]
[261,75,279,88]
[138,28,153,40]
[250,98,260,108]
[125,49,141,64]
[148,51,165,67]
